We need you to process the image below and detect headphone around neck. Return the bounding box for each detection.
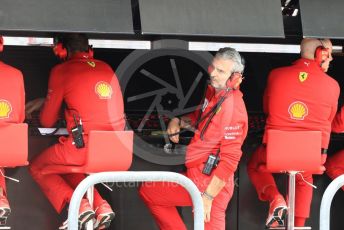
[52,37,94,60]
[226,72,243,90]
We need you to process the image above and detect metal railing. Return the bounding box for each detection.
[67,171,204,230]
[319,174,344,230]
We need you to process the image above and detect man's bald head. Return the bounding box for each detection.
[300,38,332,60]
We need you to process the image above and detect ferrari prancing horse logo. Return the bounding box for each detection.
[87,61,96,68]
[299,72,308,82]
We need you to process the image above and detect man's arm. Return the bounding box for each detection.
[202,94,247,221]
[167,98,204,143]
[18,71,25,123]
[40,68,64,127]
[332,106,344,133]
[167,115,193,143]
[201,175,226,222]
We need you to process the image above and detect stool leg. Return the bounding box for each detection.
[85,186,94,230]
[287,172,297,230]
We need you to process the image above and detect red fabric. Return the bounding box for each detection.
[248,58,339,225]
[0,61,25,194]
[139,165,234,230]
[332,106,344,133]
[247,145,313,220]
[29,137,103,213]
[295,217,306,227]
[263,58,339,149]
[325,149,344,191]
[185,85,248,181]
[321,154,327,165]
[30,53,125,213]
[40,52,125,132]
[0,62,25,123]
[326,106,344,190]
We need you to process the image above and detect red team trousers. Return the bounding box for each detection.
[29,136,104,213]
[139,164,234,230]
[247,145,313,219]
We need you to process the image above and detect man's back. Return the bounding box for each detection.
[0,61,25,123]
[264,58,339,148]
[40,53,125,133]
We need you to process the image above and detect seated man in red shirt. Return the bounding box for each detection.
[26,34,125,230]
[0,36,25,223]
[325,105,344,188]
[247,38,339,228]
[139,47,248,230]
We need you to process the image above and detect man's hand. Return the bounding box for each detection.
[25,98,45,119]
[167,118,180,143]
[202,195,213,222]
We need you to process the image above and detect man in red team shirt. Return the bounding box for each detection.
[139,47,248,230]
[325,105,344,189]
[247,38,339,228]
[26,34,125,229]
[0,36,25,224]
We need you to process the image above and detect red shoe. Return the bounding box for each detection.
[59,199,95,230]
[93,201,115,230]
[265,195,287,228]
[0,196,10,225]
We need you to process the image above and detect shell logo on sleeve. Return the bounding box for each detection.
[288,101,308,120]
[0,99,12,119]
[95,81,113,99]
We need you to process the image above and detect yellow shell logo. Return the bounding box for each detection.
[288,101,308,120]
[299,72,308,82]
[0,100,12,119]
[95,81,113,99]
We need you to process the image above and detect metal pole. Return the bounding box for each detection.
[287,172,297,230]
[287,171,297,230]
[85,186,94,230]
[68,171,204,230]
[320,174,344,230]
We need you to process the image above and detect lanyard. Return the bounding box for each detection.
[168,87,232,139]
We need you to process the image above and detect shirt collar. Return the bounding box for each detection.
[293,58,323,71]
[69,52,92,60]
[208,84,235,99]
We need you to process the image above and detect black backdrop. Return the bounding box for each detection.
[0,46,344,229]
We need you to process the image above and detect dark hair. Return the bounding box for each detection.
[62,33,89,54]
